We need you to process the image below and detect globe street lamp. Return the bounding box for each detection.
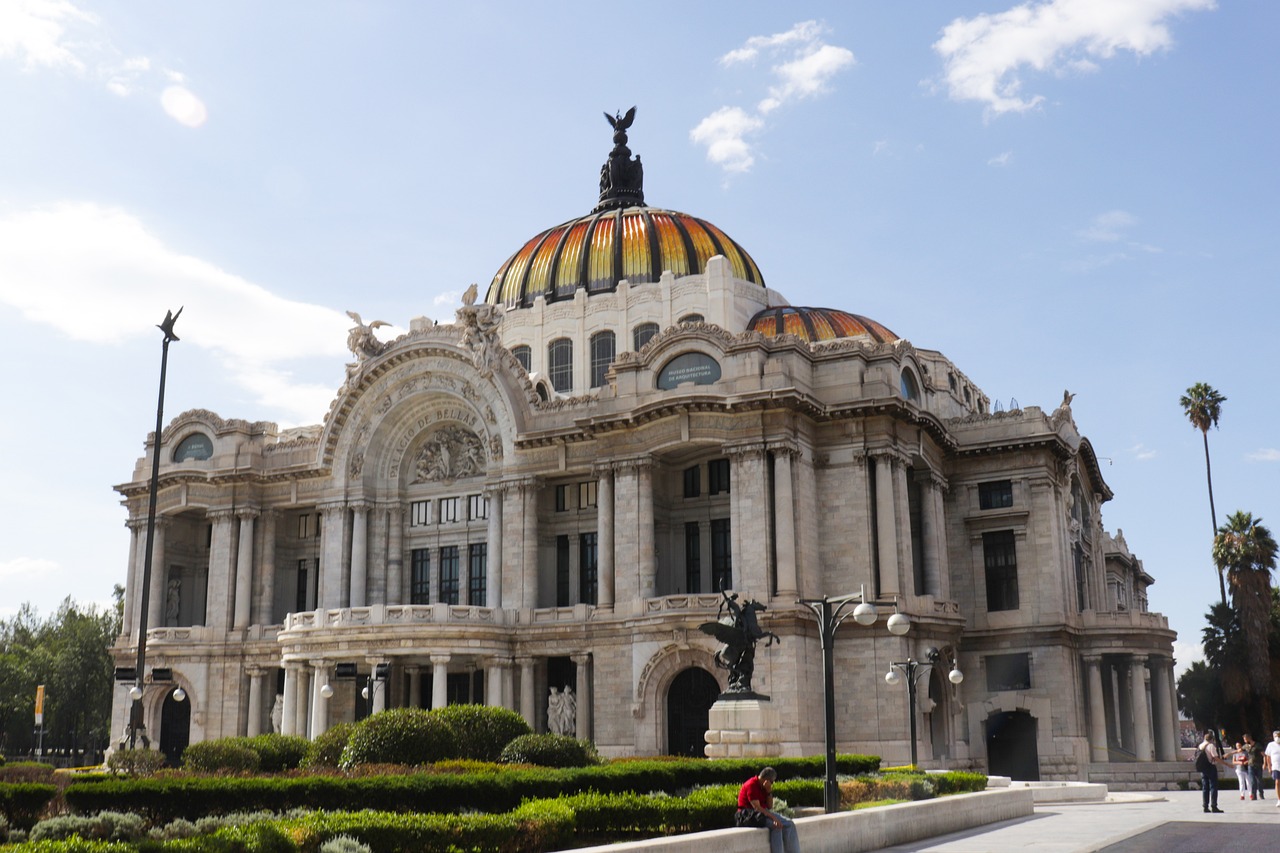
[799,586,911,814]
[884,647,963,768]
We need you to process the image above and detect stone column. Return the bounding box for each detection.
[518,657,536,726]
[122,520,142,636]
[246,666,264,737]
[485,489,502,608]
[1084,654,1109,762]
[319,505,346,609]
[406,665,422,708]
[233,509,257,629]
[207,511,236,630]
[370,661,387,714]
[930,478,950,600]
[386,506,404,605]
[146,518,169,631]
[919,476,941,598]
[873,454,900,598]
[431,654,450,710]
[281,664,298,737]
[572,653,591,740]
[1129,655,1154,761]
[349,502,369,608]
[1164,659,1181,759]
[596,468,614,609]
[773,448,797,598]
[486,659,503,708]
[1150,658,1177,761]
[637,462,655,599]
[310,661,331,739]
[295,666,311,739]
[521,481,539,608]
[729,446,769,596]
[257,511,278,624]
[893,457,914,585]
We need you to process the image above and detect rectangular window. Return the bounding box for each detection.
[708,458,731,495]
[438,546,460,604]
[579,532,598,605]
[410,548,430,604]
[1073,544,1087,612]
[578,480,597,509]
[711,518,732,592]
[685,521,701,593]
[979,480,1014,510]
[983,530,1019,612]
[683,465,700,498]
[410,500,430,527]
[295,559,312,612]
[467,494,488,521]
[438,498,459,524]
[548,338,573,393]
[556,535,570,607]
[985,653,1032,692]
[555,484,570,513]
[468,543,487,606]
[297,513,316,539]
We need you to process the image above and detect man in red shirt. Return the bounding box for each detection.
[736,766,801,852]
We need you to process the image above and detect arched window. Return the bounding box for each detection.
[548,338,573,393]
[173,433,213,462]
[678,313,704,325]
[633,322,659,352]
[589,331,616,388]
[900,367,920,402]
[511,345,531,374]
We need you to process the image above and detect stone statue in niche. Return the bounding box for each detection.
[270,694,284,734]
[547,686,576,736]
[409,425,486,484]
[165,578,181,625]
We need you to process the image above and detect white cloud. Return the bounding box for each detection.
[1126,442,1157,461]
[0,202,355,422]
[161,85,208,128]
[690,107,765,173]
[1172,639,1204,680]
[0,0,207,127]
[0,556,59,580]
[1247,448,1280,463]
[933,0,1216,115]
[988,150,1013,166]
[1079,209,1137,242]
[693,21,855,174]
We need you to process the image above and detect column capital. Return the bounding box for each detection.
[309,659,331,671]
[208,508,238,523]
[235,507,260,521]
[723,441,767,461]
[867,447,909,467]
[245,665,263,677]
[486,655,513,669]
[126,518,148,532]
[348,500,372,513]
[319,503,347,518]
[1082,652,1104,665]
[612,456,654,473]
[570,652,591,666]
[430,654,452,666]
[515,656,535,667]
[764,439,800,458]
[404,664,422,675]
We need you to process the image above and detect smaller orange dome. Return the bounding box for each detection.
[748,306,897,343]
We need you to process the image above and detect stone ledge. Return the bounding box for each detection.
[570,788,1033,853]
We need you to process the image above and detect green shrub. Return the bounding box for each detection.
[302,723,354,770]
[500,733,598,767]
[429,704,532,762]
[244,734,310,773]
[318,834,372,853]
[340,709,456,768]
[0,763,55,784]
[28,811,147,843]
[150,818,197,840]
[0,839,133,853]
[0,783,59,830]
[106,749,167,777]
[182,739,262,774]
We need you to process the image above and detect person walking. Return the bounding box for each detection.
[1242,733,1264,800]
[1264,730,1280,807]
[1231,741,1250,799]
[737,766,801,853]
[1195,730,1224,813]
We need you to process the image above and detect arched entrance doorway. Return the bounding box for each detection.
[666,667,719,757]
[158,688,191,767]
[986,710,1038,780]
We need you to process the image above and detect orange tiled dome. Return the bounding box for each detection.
[747,306,897,343]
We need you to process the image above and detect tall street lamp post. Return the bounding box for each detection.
[130,308,182,750]
[799,586,911,814]
[884,647,964,768]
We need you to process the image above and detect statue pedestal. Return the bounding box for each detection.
[704,697,782,758]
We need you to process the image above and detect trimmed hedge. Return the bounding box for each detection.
[339,709,456,768]
[244,735,310,773]
[182,740,261,774]
[500,733,598,767]
[300,724,353,770]
[428,704,532,762]
[62,754,878,823]
[0,783,59,830]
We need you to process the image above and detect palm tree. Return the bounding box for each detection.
[1181,383,1227,602]
[1214,511,1279,728]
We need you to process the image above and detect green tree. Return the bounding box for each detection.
[1180,382,1227,603]
[1214,511,1279,729]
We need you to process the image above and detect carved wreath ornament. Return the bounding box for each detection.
[409,425,486,484]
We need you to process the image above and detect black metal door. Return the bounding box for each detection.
[666,668,719,757]
[158,689,191,767]
[986,710,1039,780]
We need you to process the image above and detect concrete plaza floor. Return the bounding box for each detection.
[871,790,1280,852]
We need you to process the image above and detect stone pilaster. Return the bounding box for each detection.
[387,506,404,605]
[596,466,614,609]
[309,660,331,739]
[233,509,257,629]
[431,654,450,710]
[281,663,299,737]
[517,657,536,726]
[485,488,502,608]
[206,511,236,631]
[257,510,278,624]
[1084,654,1109,762]
[872,453,900,598]
[572,653,591,741]
[318,504,346,609]
[772,447,798,598]
[349,502,369,607]
[246,666,264,737]
[1129,655,1153,761]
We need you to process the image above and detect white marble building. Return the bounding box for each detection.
[111,115,1177,780]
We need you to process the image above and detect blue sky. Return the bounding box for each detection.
[1,1,1275,677]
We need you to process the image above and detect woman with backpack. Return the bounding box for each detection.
[1195,730,1225,813]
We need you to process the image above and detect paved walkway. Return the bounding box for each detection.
[872,790,1280,852]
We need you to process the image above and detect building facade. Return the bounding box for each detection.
[111,115,1177,779]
